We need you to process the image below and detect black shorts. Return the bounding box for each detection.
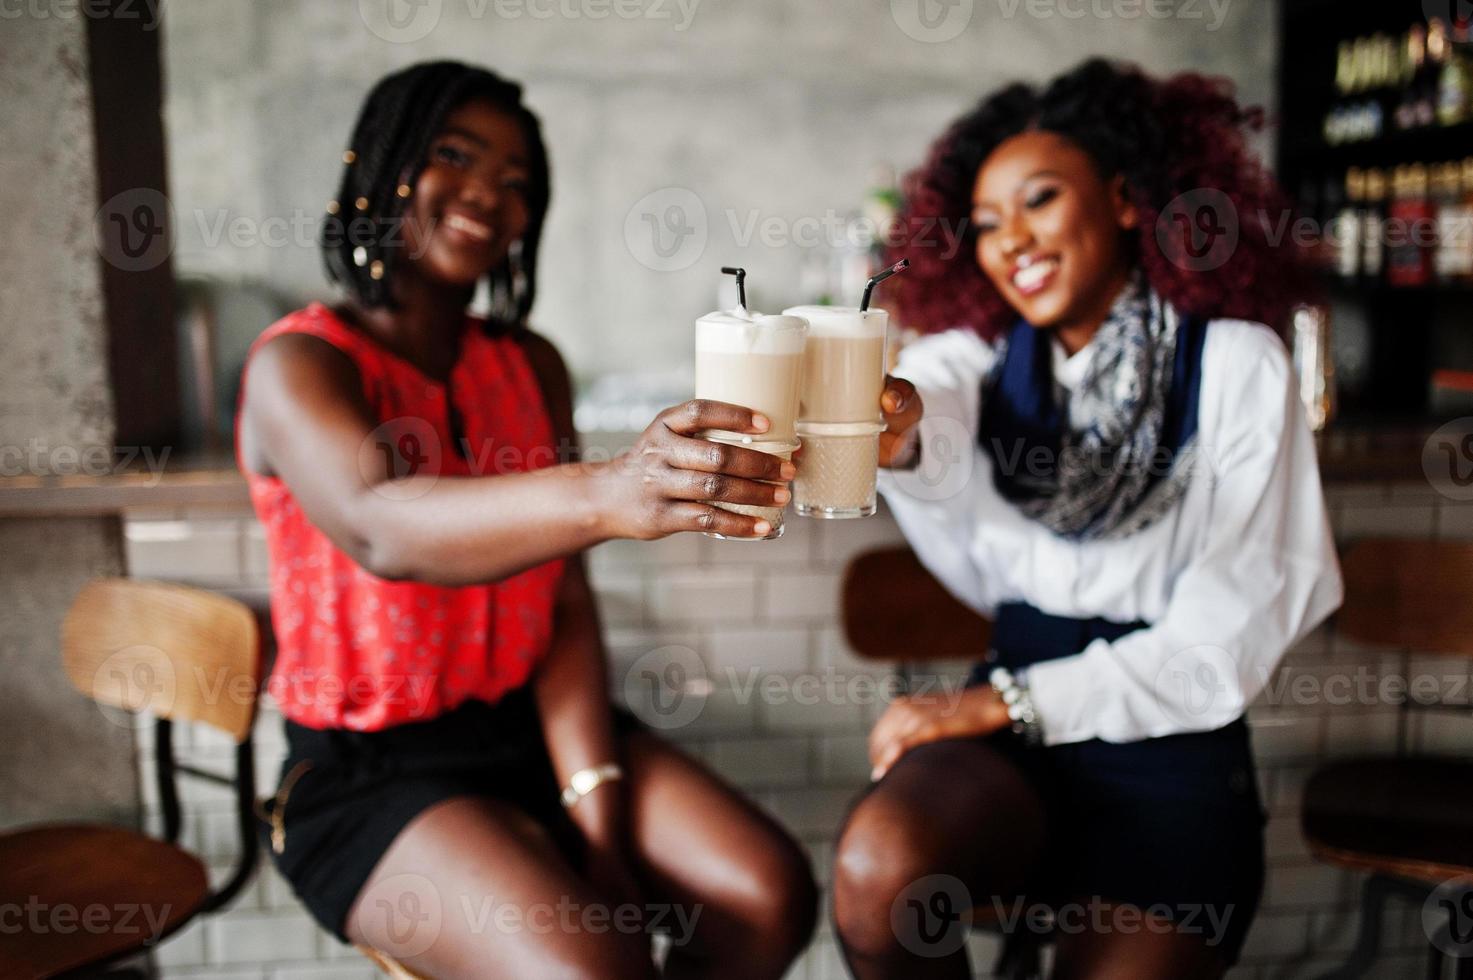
[258,687,641,943]
[965,603,1268,966]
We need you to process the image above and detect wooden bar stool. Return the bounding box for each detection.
[0,579,261,979]
[1301,539,1473,980]
[0,579,428,980]
[842,547,1047,979]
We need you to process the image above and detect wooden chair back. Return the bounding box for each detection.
[841,547,992,661]
[62,578,262,742]
[1338,539,1473,656]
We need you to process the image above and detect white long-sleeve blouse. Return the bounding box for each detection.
[877,318,1344,746]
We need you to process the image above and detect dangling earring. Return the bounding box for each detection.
[507,238,528,314]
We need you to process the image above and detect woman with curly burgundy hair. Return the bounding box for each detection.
[831,59,1343,978]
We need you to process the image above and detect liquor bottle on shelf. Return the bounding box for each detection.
[1317,173,1346,271]
[1462,158,1473,284]
[1387,163,1435,287]
[1437,16,1473,124]
[1326,33,1392,144]
[1336,168,1366,279]
[1396,23,1436,130]
[1428,19,1454,123]
[1432,162,1470,282]
[1290,304,1335,432]
[1362,167,1387,282]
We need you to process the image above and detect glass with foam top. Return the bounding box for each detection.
[694,309,808,539]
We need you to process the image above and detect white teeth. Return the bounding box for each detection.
[446,214,491,241]
[1013,258,1056,289]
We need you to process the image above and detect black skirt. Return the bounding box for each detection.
[257,686,639,942]
[968,603,1268,966]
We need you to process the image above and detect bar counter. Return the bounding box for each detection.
[0,427,1446,520]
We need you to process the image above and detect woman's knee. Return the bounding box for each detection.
[832,792,944,953]
[748,837,821,955]
[705,829,820,962]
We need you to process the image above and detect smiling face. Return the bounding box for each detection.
[971,130,1138,341]
[400,98,532,289]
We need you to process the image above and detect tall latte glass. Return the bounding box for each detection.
[783,305,888,519]
[694,309,808,539]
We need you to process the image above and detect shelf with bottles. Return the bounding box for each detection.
[1299,158,1473,292]
[1311,16,1473,150]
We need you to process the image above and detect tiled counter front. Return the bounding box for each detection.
[120,480,1473,979]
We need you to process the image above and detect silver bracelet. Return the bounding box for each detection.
[559,763,625,809]
[988,666,1043,746]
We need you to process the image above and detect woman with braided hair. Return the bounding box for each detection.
[237,62,816,979]
[833,59,1343,978]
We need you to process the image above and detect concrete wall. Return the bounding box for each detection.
[0,15,133,827]
[160,0,1279,379]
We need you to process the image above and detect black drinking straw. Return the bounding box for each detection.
[859,258,909,312]
[721,266,747,309]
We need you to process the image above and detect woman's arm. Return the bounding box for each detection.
[239,332,795,586]
[521,331,640,901]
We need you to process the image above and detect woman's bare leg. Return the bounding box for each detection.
[832,738,1048,980]
[620,730,820,980]
[345,796,656,980]
[1049,900,1227,980]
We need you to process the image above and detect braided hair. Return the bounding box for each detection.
[322,61,550,333]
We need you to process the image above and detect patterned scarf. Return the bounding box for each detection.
[978,279,1207,541]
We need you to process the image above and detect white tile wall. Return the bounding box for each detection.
[121,484,1473,979]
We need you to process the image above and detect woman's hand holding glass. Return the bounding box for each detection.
[596,399,797,541]
[878,376,923,469]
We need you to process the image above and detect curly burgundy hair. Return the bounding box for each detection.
[887,58,1309,339]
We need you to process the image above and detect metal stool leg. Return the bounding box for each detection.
[1428,943,1446,980]
[1318,875,1396,980]
[993,929,1043,980]
[1319,875,1437,980]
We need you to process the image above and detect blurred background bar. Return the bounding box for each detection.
[3,2,1473,978]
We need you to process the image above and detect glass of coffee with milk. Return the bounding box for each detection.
[694,268,808,540]
[784,260,907,519]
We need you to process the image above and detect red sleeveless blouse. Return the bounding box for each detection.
[237,303,566,731]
